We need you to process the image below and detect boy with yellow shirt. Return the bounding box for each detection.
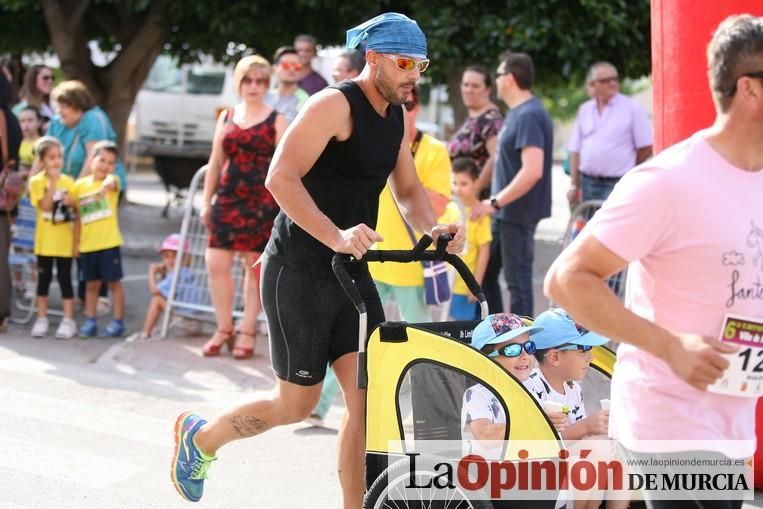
[368,85,451,323]
[28,137,78,338]
[73,141,126,337]
[447,157,492,320]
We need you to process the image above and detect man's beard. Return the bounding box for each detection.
[374,68,414,105]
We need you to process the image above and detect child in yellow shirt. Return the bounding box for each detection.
[18,106,43,173]
[73,141,125,337]
[28,137,78,338]
[448,157,492,320]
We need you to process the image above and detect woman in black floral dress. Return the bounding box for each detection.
[200,55,287,359]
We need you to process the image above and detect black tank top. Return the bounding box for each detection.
[265,80,404,276]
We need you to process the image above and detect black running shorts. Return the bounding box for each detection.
[261,255,385,386]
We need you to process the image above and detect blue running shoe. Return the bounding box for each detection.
[171,412,216,502]
[100,319,126,338]
[79,318,98,338]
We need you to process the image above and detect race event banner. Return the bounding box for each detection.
[709,314,763,398]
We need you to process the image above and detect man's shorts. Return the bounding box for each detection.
[80,246,124,283]
[261,255,384,386]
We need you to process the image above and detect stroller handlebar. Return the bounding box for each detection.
[331,234,489,389]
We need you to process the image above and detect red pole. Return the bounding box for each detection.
[651,1,763,153]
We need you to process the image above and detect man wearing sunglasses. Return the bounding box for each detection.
[169,12,464,508]
[546,15,763,509]
[473,51,554,319]
[264,46,309,123]
[567,62,653,206]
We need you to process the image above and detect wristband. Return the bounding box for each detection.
[489,195,501,211]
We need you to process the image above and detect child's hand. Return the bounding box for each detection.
[546,411,568,433]
[584,410,609,436]
[61,191,73,206]
[47,167,61,182]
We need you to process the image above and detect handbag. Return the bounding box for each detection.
[0,163,23,211]
[0,108,22,212]
[401,220,451,305]
[398,129,451,305]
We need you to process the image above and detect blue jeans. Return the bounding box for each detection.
[498,220,537,317]
[481,220,504,314]
[580,173,619,201]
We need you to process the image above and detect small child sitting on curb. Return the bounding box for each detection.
[127,234,200,341]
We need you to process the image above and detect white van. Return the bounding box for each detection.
[131,56,236,202]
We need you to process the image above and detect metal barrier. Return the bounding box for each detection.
[159,165,248,338]
[562,199,627,300]
[9,196,66,324]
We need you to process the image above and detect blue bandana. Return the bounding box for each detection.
[346,12,427,58]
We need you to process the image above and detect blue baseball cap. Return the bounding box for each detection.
[531,308,608,350]
[471,313,543,351]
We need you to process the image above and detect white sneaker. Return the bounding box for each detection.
[125,331,150,342]
[304,413,325,428]
[54,318,78,339]
[31,317,49,338]
[96,297,112,317]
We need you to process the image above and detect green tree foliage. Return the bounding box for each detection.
[1,0,651,142]
[409,0,651,125]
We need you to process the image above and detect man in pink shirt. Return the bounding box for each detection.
[567,61,653,205]
[546,14,763,509]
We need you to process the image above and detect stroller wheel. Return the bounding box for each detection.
[364,454,494,509]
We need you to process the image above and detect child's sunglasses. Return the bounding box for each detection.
[382,54,430,73]
[556,343,593,352]
[488,340,537,358]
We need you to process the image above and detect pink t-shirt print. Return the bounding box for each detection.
[583,131,763,456]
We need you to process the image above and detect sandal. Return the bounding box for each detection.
[233,331,255,360]
[202,329,234,357]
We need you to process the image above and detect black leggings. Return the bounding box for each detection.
[37,256,74,299]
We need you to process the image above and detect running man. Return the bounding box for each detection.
[170,12,464,508]
[546,14,763,509]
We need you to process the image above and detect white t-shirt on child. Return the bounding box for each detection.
[523,368,586,425]
[461,383,506,459]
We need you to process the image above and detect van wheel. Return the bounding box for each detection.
[364,455,493,509]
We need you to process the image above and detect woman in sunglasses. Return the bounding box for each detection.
[12,65,55,125]
[199,55,287,360]
[461,312,544,458]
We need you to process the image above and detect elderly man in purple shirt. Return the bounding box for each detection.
[567,61,653,205]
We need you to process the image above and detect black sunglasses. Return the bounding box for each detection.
[724,71,763,97]
[403,100,416,112]
[556,343,593,352]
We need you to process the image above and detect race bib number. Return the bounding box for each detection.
[708,314,763,398]
[78,191,111,224]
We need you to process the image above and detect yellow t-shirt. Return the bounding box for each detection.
[28,172,76,257]
[19,139,37,168]
[440,202,493,296]
[369,133,452,287]
[73,175,122,253]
